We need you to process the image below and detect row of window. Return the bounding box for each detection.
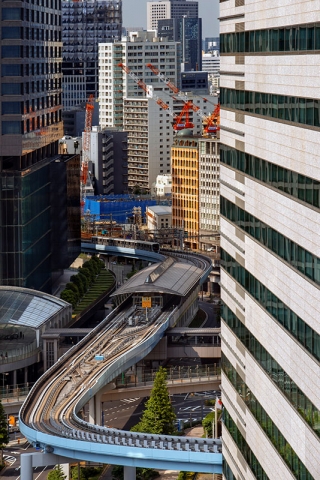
[222,302,320,439]
[221,23,320,54]
[220,145,320,209]
[223,461,236,480]
[2,109,61,134]
[1,26,60,42]
[1,45,61,60]
[220,88,320,128]
[224,409,270,480]
[222,352,315,480]
[221,250,320,362]
[2,80,61,97]
[220,196,320,285]
[2,7,60,24]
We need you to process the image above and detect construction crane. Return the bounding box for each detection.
[146,63,220,134]
[81,94,95,205]
[203,103,220,134]
[118,63,194,131]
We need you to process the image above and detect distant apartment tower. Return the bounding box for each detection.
[90,126,128,195]
[99,31,211,191]
[220,1,320,480]
[171,132,220,250]
[99,31,181,128]
[0,0,80,292]
[147,0,198,31]
[202,52,220,76]
[199,137,220,235]
[62,0,122,110]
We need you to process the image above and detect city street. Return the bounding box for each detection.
[199,300,221,328]
[0,441,54,480]
[99,391,220,431]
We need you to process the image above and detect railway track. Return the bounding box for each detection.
[20,254,221,457]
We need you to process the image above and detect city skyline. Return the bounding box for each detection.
[123,0,219,37]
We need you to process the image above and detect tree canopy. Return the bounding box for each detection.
[0,400,9,465]
[47,465,66,480]
[132,366,176,435]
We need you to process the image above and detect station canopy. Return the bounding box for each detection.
[112,257,203,297]
[0,287,68,330]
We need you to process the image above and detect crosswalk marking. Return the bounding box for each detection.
[120,397,139,404]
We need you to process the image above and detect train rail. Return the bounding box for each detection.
[19,251,222,472]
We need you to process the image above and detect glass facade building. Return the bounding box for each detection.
[0,0,80,292]
[219,1,320,479]
[62,0,122,110]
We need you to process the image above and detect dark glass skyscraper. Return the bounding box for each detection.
[158,17,202,71]
[0,0,80,292]
[62,0,122,110]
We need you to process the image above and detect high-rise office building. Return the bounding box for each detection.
[0,0,80,292]
[147,0,198,31]
[220,2,320,479]
[62,0,122,110]
[158,17,202,71]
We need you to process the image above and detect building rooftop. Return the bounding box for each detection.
[147,205,172,215]
[0,287,69,330]
[112,256,203,297]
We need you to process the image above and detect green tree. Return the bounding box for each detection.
[79,265,95,285]
[0,400,9,465]
[132,367,176,435]
[47,465,66,480]
[112,465,159,480]
[71,274,85,297]
[78,271,89,292]
[65,283,80,303]
[202,411,215,438]
[60,289,77,308]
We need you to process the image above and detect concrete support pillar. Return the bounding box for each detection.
[21,454,33,480]
[24,367,28,384]
[95,390,102,426]
[13,370,17,388]
[124,466,136,480]
[88,397,95,424]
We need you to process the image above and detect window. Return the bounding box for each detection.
[2,7,21,20]
[2,26,21,39]
[1,83,21,95]
[2,121,21,134]
[2,102,21,114]
[1,64,21,76]
[1,45,20,58]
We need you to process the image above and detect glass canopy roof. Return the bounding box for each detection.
[0,288,67,329]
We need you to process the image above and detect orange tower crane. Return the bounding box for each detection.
[203,103,220,134]
[146,63,220,134]
[118,63,194,131]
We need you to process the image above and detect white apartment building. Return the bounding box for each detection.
[219,2,320,480]
[199,137,220,238]
[99,31,180,129]
[123,92,210,191]
[153,174,172,196]
[99,31,212,191]
[202,52,220,76]
[147,0,198,31]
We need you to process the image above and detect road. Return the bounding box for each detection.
[0,441,54,480]
[199,300,221,328]
[98,391,221,431]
